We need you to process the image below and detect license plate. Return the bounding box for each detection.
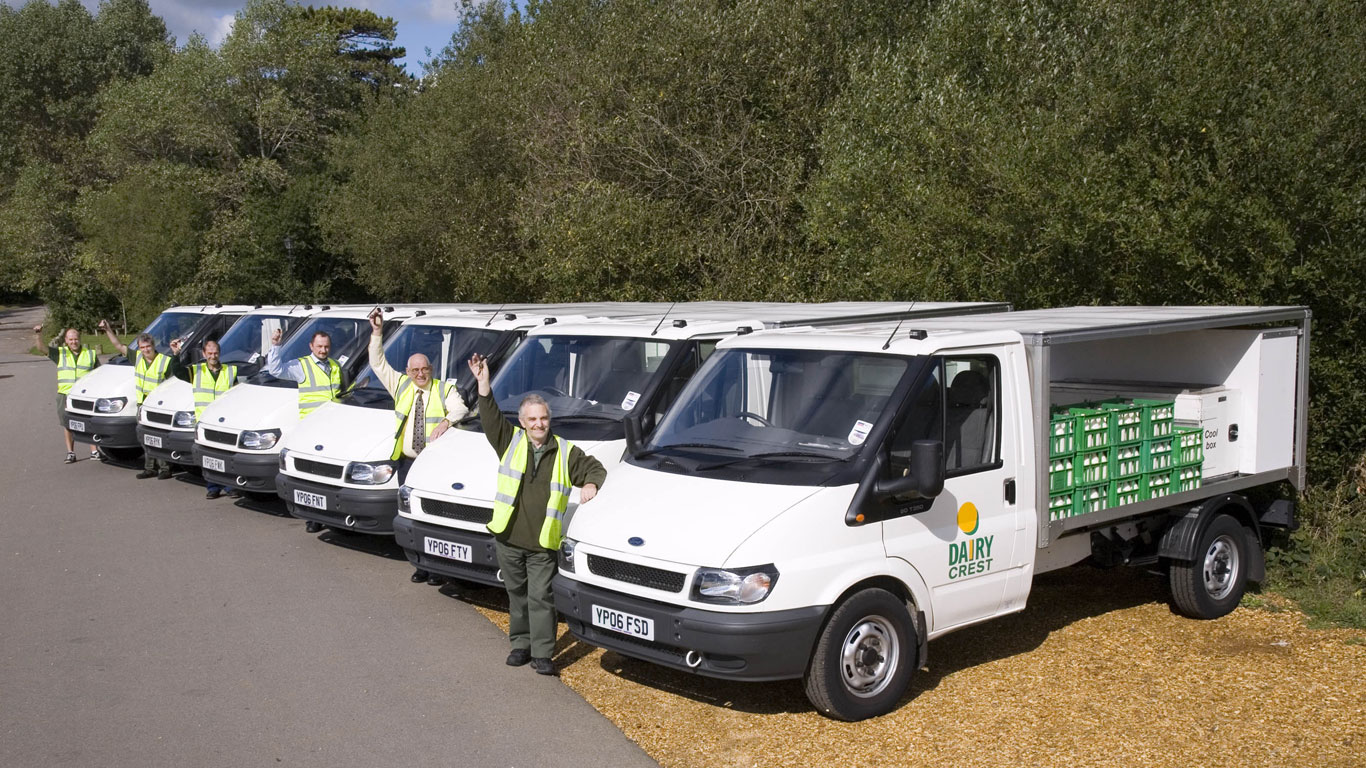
[68,419,86,432]
[592,604,655,641]
[294,489,327,510]
[202,455,226,472]
[423,537,472,562]
[143,434,162,448]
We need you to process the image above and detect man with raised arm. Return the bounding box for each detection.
[99,319,184,479]
[366,307,467,584]
[264,326,343,532]
[468,351,606,676]
[34,323,99,464]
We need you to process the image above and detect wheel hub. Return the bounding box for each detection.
[840,616,900,699]
[1203,534,1240,600]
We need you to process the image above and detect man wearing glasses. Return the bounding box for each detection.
[366,307,466,583]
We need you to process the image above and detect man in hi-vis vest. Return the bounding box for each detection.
[170,338,238,499]
[468,351,605,676]
[100,319,183,479]
[366,307,467,584]
[265,327,342,532]
[34,322,100,464]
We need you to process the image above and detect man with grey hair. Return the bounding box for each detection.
[468,352,606,676]
[100,319,185,479]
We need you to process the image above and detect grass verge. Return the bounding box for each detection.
[1265,472,1366,628]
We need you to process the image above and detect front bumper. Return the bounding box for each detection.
[276,473,398,534]
[553,576,826,682]
[393,515,502,586]
[136,424,197,465]
[63,410,140,448]
[195,444,280,493]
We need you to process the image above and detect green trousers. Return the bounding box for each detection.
[495,541,558,658]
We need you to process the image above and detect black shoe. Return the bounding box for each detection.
[226,489,240,498]
[426,575,445,586]
[206,489,222,500]
[410,569,430,583]
[531,657,556,676]
[135,469,156,479]
[506,649,532,667]
[157,469,173,480]
[64,452,76,464]
[304,521,323,533]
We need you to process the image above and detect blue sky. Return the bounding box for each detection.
[70,0,472,75]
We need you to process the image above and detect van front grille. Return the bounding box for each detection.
[203,428,237,446]
[419,499,493,524]
[586,555,686,593]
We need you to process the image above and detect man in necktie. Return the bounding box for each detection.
[366,307,468,583]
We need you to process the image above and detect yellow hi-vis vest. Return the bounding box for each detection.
[488,429,573,550]
[134,352,171,404]
[296,356,341,417]
[56,347,97,394]
[192,363,238,420]
[390,376,459,460]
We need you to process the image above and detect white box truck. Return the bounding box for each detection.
[136,305,330,468]
[275,304,686,534]
[64,304,255,462]
[192,305,451,496]
[397,302,1010,587]
[553,306,1308,721]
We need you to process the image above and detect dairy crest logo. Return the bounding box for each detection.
[948,502,994,580]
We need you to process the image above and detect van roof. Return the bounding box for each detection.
[522,301,1009,341]
[726,305,1309,354]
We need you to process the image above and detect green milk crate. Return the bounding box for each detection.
[1048,409,1077,457]
[1049,489,1076,521]
[1175,463,1203,492]
[1174,425,1204,466]
[1075,483,1110,516]
[1142,435,1175,472]
[1077,447,1111,485]
[1112,476,1143,507]
[1099,400,1144,444]
[1111,442,1144,478]
[1049,454,1076,492]
[1142,469,1173,500]
[1130,398,1176,439]
[1069,406,1113,451]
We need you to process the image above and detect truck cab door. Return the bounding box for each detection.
[879,351,1023,633]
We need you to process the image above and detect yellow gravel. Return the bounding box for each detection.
[458,568,1366,768]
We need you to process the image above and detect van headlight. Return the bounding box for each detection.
[691,565,779,605]
[239,429,281,450]
[95,397,127,413]
[346,461,396,485]
[279,447,290,471]
[559,537,578,573]
[173,410,195,428]
[398,484,412,513]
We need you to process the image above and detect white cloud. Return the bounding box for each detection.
[425,0,468,23]
[207,13,236,46]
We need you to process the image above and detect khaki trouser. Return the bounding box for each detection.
[495,541,558,658]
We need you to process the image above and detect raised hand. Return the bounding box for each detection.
[270,328,283,346]
[368,307,383,334]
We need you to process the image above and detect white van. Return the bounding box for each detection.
[64,304,254,462]
[192,305,450,495]
[554,306,1308,721]
[136,305,331,468]
[397,302,1009,587]
[275,304,684,534]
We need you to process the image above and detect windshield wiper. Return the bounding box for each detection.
[552,414,620,423]
[696,449,849,471]
[636,442,743,460]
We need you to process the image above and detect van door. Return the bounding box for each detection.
[880,352,1021,632]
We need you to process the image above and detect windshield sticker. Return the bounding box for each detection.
[621,391,641,411]
[249,352,261,363]
[337,354,349,364]
[847,420,873,446]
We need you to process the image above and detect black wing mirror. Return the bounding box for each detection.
[874,440,944,500]
[623,412,644,458]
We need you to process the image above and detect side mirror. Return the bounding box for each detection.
[623,412,644,457]
[874,440,944,500]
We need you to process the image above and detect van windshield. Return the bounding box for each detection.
[139,311,205,355]
[348,325,503,408]
[490,335,676,430]
[216,314,298,364]
[648,348,910,461]
[248,316,369,386]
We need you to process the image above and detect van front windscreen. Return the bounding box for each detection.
[348,325,503,408]
[491,335,676,427]
[649,348,910,461]
[215,315,299,364]
[274,317,368,363]
[139,312,204,355]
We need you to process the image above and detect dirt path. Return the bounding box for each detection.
[459,567,1365,767]
[0,305,45,356]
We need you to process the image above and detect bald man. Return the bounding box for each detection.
[35,323,100,463]
[366,307,468,570]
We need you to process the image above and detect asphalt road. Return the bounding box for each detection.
[0,306,657,768]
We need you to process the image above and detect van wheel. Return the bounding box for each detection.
[1170,513,1248,619]
[803,588,916,721]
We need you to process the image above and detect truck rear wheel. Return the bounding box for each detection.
[1170,513,1248,619]
[803,588,916,721]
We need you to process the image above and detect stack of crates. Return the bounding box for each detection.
[1047,397,1201,521]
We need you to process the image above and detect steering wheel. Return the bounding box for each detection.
[735,411,774,427]
[532,386,567,397]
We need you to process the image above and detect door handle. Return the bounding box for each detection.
[1003,478,1016,504]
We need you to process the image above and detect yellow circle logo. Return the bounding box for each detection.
[957,502,979,535]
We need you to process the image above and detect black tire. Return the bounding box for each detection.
[1170,513,1249,619]
[803,588,917,721]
